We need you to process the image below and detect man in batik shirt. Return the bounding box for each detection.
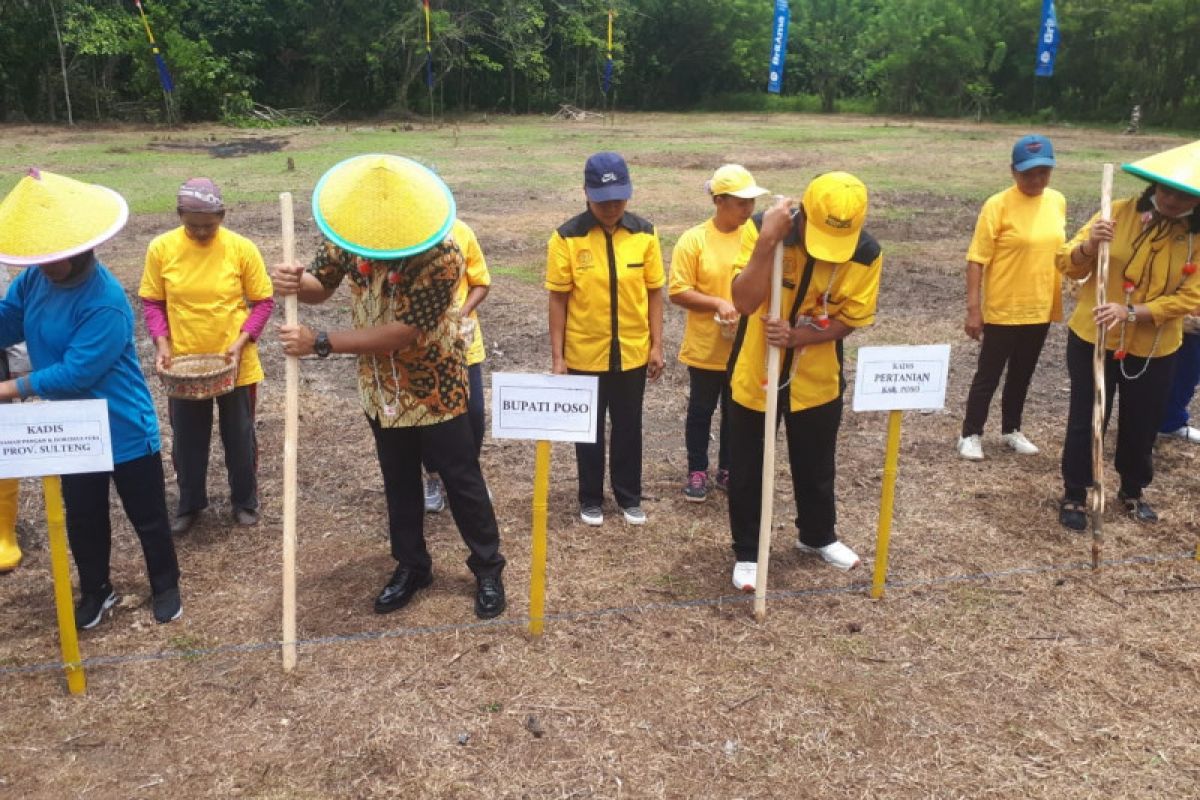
[273,154,506,619]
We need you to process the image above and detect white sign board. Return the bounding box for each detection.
[0,400,113,479]
[852,345,951,412]
[491,373,598,443]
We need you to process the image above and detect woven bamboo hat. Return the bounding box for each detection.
[1122,141,1200,196]
[0,168,129,265]
[312,154,456,259]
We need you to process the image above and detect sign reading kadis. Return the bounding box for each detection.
[852,345,951,412]
[490,373,598,443]
[0,399,113,479]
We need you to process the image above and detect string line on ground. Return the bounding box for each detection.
[0,550,1192,679]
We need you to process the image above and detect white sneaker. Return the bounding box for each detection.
[796,540,862,571]
[580,506,604,526]
[1161,425,1200,443]
[621,506,647,525]
[957,434,984,461]
[732,561,757,592]
[1001,430,1039,455]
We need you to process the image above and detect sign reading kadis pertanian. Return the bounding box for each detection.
[0,400,113,479]
[852,345,951,412]
[491,373,598,443]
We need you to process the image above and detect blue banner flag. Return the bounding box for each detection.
[767,0,789,94]
[1035,0,1058,77]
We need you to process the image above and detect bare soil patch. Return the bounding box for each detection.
[1,116,1198,798]
[145,135,292,157]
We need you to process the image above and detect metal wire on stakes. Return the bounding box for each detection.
[1090,164,1113,570]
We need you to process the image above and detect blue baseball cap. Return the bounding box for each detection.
[584,151,633,202]
[1012,134,1056,172]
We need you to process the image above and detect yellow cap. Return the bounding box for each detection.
[312,154,456,259]
[0,169,128,265]
[1122,140,1200,197]
[708,164,769,198]
[802,172,868,263]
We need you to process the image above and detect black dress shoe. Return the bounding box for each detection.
[170,512,197,536]
[1058,498,1088,532]
[373,567,432,614]
[475,575,506,620]
[1118,491,1158,522]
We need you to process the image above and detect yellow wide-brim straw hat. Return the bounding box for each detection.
[312,154,456,259]
[1122,140,1200,196]
[0,168,129,265]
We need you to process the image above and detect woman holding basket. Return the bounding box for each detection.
[140,178,274,533]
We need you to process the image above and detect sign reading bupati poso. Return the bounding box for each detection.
[490,373,598,443]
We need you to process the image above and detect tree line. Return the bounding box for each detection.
[3,0,1197,127]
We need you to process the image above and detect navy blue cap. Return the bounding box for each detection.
[584,151,633,202]
[1012,134,1056,172]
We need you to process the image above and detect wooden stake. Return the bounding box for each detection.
[280,192,299,671]
[1090,164,1114,570]
[44,475,85,695]
[753,240,784,621]
[528,440,551,637]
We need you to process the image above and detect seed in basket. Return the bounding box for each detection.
[159,353,238,400]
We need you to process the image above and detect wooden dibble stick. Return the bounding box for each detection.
[754,238,785,621]
[280,192,299,670]
[1090,164,1114,570]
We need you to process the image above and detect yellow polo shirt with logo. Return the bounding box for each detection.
[545,210,665,372]
[1059,197,1200,358]
[668,218,744,371]
[140,226,273,386]
[730,222,882,412]
[967,185,1066,325]
[450,219,490,366]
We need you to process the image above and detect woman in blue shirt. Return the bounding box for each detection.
[0,169,181,629]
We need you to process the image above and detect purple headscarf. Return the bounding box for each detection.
[177,178,224,213]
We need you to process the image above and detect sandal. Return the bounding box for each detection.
[1117,491,1158,523]
[1058,498,1088,532]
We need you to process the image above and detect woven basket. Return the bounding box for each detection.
[159,354,236,400]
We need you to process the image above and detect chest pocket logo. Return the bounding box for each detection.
[577,250,595,271]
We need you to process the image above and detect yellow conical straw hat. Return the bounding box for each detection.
[1121,140,1200,196]
[0,169,129,265]
[312,154,455,259]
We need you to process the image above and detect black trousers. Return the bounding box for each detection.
[369,413,504,579]
[727,396,842,561]
[685,366,730,474]
[962,323,1050,437]
[424,362,485,471]
[569,365,646,509]
[62,451,180,596]
[170,384,258,514]
[1061,330,1176,502]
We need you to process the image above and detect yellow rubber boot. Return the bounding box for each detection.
[0,478,21,572]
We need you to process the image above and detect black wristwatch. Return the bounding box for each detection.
[313,330,332,358]
[1126,304,1138,324]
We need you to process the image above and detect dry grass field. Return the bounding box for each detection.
[0,114,1198,798]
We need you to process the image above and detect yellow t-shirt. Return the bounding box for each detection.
[729,223,882,412]
[668,218,743,371]
[140,226,273,386]
[450,219,490,366]
[967,185,1066,325]
[1059,197,1200,358]
[545,210,665,372]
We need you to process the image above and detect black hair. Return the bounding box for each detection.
[1136,183,1200,233]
